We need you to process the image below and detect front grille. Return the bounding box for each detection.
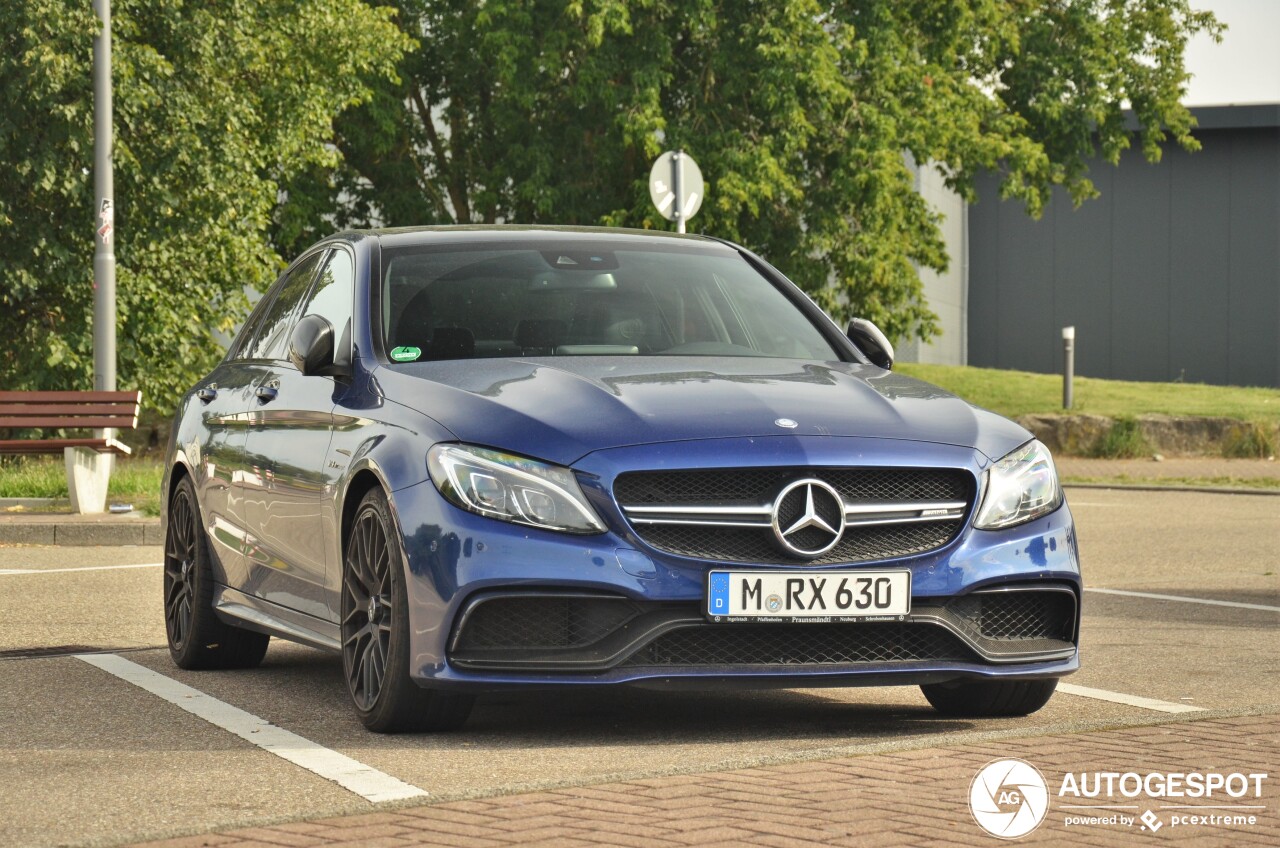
[615,467,970,506]
[615,466,974,565]
[947,591,1076,642]
[637,521,964,566]
[621,623,973,667]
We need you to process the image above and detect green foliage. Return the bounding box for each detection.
[281,0,1218,343]
[0,0,410,413]
[1090,416,1153,459]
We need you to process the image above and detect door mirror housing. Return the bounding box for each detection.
[288,314,342,376]
[846,318,894,370]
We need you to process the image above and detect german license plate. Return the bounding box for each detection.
[706,570,911,622]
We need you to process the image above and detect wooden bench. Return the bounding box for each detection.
[0,390,141,455]
[0,390,143,513]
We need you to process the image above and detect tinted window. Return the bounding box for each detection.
[230,288,278,361]
[244,251,327,361]
[381,244,838,362]
[300,249,355,366]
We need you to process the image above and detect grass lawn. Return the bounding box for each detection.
[0,457,164,516]
[896,363,1280,423]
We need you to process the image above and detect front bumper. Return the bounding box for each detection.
[391,436,1082,692]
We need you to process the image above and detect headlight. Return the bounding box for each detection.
[427,444,606,534]
[974,440,1063,530]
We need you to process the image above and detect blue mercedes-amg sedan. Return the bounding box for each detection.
[161,226,1080,732]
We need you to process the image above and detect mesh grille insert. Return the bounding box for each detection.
[948,592,1076,642]
[615,467,971,506]
[455,596,639,651]
[621,623,973,667]
[638,522,964,565]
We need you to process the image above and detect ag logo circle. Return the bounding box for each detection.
[969,758,1049,839]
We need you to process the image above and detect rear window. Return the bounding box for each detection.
[380,243,839,362]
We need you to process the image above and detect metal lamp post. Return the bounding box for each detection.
[93,0,116,393]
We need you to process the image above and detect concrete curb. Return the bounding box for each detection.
[0,518,162,546]
[1063,482,1280,496]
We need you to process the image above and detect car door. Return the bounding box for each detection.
[193,272,304,589]
[242,247,355,621]
[193,359,259,589]
[231,249,330,613]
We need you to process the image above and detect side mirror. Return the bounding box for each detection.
[288,314,336,376]
[846,318,894,370]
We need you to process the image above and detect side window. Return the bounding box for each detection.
[244,251,327,361]
[230,289,278,360]
[300,249,354,366]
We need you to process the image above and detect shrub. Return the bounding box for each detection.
[1222,421,1277,459]
[1090,416,1152,459]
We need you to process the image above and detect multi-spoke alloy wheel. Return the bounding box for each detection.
[163,485,198,652]
[341,488,474,732]
[342,506,394,711]
[164,475,269,670]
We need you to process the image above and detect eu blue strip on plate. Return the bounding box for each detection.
[708,571,730,614]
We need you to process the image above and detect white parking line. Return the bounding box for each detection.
[0,563,163,575]
[1085,587,1280,613]
[1057,682,1204,714]
[75,653,427,803]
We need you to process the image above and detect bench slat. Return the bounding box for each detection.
[0,416,139,428]
[0,438,133,456]
[0,403,140,416]
[0,390,141,403]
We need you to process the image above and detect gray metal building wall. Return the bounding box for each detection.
[967,106,1279,388]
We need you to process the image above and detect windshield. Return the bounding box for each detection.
[380,242,840,362]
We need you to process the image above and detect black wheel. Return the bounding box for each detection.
[342,488,474,733]
[164,476,269,670]
[921,678,1058,717]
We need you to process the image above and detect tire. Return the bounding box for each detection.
[342,487,474,733]
[164,476,270,670]
[921,678,1058,717]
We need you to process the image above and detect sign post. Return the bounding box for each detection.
[93,0,116,393]
[1062,326,1075,410]
[649,150,704,234]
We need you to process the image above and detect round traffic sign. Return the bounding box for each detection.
[649,151,704,226]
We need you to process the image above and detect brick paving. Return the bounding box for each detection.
[132,712,1279,848]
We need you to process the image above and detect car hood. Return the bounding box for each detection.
[378,357,1030,467]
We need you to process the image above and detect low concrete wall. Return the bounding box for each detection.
[1018,414,1279,458]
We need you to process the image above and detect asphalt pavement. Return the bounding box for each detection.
[0,487,1276,847]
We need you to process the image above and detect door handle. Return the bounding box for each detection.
[196,387,218,404]
[255,385,279,403]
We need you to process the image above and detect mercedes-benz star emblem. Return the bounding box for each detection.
[770,479,846,557]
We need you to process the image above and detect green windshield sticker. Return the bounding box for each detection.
[389,346,421,362]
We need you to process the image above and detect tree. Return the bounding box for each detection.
[0,0,410,412]
[282,0,1218,343]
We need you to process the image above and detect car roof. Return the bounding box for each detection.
[337,225,736,252]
